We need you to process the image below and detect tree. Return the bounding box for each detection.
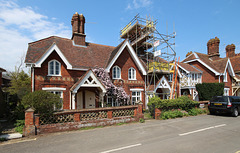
[93,67,130,105]
[21,90,61,114]
[7,69,31,101]
[196,83,224,101]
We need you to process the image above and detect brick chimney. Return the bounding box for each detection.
[226,44,236,58]
[207,37,220,60]
[71,12,86,46]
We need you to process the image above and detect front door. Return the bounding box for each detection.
[85,91,95,109]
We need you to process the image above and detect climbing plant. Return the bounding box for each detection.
[93,67,130,105]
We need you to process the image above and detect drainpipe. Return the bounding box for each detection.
[31,65,35,92]
[144,75,147,109]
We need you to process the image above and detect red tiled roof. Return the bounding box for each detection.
[25,36,115,69]
[229,56,240,72]
[181,53,197,63]
[178,63,201,73]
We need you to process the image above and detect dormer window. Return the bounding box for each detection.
[112,66,121,79]
[48,60,61,76]
[128,67,136,80]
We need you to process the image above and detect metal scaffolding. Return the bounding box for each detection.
[120,14,176,97]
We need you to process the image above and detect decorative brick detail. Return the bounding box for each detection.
[24,106,142,135]
[155,108,162,119]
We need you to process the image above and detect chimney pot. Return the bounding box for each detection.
[71,13,86,46]
[207,37,220,60]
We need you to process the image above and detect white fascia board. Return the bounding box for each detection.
[224,58,235,77]
[42,87,66,91]
[177,64,190,74]
[184,59,220,76]
[181,52,197,62]
[71,68,88,71]
[25,63,35,67]
[193,52,199,58]
[72,70,106,93]
[154,76,171,92]
[130,88,144,91]
[35,43,72,69]
[106,41,147,75]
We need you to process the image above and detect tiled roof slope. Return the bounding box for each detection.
[182,52,228,74]
[178,62,201,73]
[25,36,115,69]
[230,56,240,72]
[181,53,197,63]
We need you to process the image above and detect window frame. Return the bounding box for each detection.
[49,90,63,110]
[48,60,61,76]
[168,73,173,82]
[128,67,136,80]
[224,88,230,96]
[112,66,121,79]
[131,90,142,105]
[107,95,118,107]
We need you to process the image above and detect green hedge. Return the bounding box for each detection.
[196,83,224,101]
[147,96,199,117]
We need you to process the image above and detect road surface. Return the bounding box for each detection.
[1,114,240,153]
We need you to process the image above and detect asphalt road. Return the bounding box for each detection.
[1,114,240,153]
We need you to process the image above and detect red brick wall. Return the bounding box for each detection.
[224,69,233,95]
[109,48,145,108]
[189,61,219,83]
[189,61,233,96]
[34,51,85,109]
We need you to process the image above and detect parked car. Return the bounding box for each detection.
[208,96,240,117]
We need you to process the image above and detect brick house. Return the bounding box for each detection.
[25,13,148,110]
[181,37,238,98]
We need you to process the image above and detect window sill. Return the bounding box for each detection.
[47,75,62,77]
[128,79,137,81]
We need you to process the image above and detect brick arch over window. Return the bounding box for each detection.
[48,59,61,76]
[112,66,121,79]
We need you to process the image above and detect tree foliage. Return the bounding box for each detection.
[93,67,130,105]
[7,69,31,101]
[21,90,61,114]
[196,83,224,101]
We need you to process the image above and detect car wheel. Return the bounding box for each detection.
[232,108,238,117]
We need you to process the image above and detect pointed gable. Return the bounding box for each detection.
[106,40,147,75]
[70,69,106,93]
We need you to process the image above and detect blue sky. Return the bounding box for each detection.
[0,0,240,71]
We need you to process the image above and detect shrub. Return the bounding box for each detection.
[14,120,25,134]
[188,108,207,116]
[21,90,61,115]
[147,96,199,116]
[161,109,188,120]
[196,83,224,101]
[139,118,145,123]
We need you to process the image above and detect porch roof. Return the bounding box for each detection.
[70,69,106,93]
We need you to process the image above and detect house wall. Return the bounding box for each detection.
[224,69,233,95]
[189,61,219,83]
[188,61,233,96]
[109,48,145,108]
[34,51,85,109]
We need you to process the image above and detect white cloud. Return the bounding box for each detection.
[126,0,152,10]
[0,0,71,71]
